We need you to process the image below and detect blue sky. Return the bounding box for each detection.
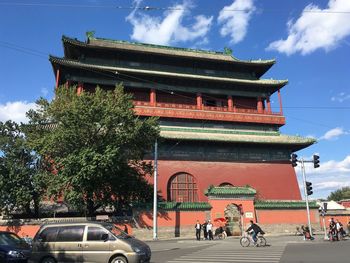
[0,0,349,199]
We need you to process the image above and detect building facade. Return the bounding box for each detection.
[49,35,318,236]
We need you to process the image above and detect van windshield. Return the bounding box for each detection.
[104,225,130,239]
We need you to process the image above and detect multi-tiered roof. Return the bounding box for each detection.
[50,35,315,153]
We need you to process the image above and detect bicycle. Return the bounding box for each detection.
[240,232,266,247]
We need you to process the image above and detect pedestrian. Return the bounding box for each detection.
[329,218,337,241]
[347,221,350,235]
[202,220,208,240]
[335,219,345,240]
[195,220,201,241]
[207,220,213,240]
[246,220,265,245]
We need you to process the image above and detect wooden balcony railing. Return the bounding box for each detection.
[133,101,282,116]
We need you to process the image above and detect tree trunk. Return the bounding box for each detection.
[33,195,40,218]
[86,199,95,217]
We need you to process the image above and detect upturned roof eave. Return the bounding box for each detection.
[159,130,316,148]
[61,35,276,67]
[49,55,288,88]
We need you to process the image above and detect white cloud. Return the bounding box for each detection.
[319,127,348,140]
[218,0,256,44]
[126,0,213,45]
[41,87,49,97]
[331,92,350,103]
[295,155,350,198]
[314,181,350,190]
[267,0,350,55]
[0,101,37,123]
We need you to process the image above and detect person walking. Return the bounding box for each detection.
[202,220,208,240]
[207,220,213,240]
[195,220,201,241]
[329,218,338,241]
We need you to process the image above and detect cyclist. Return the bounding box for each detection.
[246,220,264,245]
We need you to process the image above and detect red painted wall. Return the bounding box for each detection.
[138,210,207,227]
[150,160,301,201]
[0,225,40,238]
[256,209,319,224]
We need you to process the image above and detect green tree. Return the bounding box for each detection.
[327,187,350,201]
[0,121,45,217]
[25,85,159,216]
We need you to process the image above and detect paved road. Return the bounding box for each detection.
[147,235,349,263]
[280,239,350,263]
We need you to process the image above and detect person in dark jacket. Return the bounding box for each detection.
[246,220,263,244]
[195,220,201,241]
[202,220,208,240]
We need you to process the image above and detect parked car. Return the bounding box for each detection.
[0,231,32,263]
[29,221,151,263]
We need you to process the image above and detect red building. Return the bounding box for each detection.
[49,35,319,237]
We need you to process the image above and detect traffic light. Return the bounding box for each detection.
[291,153,298,167]
[306,181,313,196]
[313,154,320,168]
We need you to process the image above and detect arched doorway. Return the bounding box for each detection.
[224,204,242,236]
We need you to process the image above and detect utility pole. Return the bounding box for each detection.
[153,139,158,240]
[290,154,320,239]
[301,158,312,238]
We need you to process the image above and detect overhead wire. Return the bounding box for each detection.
[1,2,350,14]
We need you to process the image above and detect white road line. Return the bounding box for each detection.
[166,241,287,263]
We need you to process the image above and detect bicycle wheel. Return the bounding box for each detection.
[257,236,266,247]
[240,237,250,247]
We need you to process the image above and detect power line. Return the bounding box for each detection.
[0,41,48,59]
[0,2,350,14]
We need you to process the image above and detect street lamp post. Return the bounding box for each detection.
[153,139,158,240]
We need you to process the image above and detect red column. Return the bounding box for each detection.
[257,97,263,113]
[278,89,283,115]
[228,96,233,111]
[196,93,202,110]
[55,69,60,89]
[150,89,156,106]
[267,96,271,113]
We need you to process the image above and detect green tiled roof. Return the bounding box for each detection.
[255,200,319,209]
[206,186,257,196]
[159,202,212,210]
[49,56,287,87]
[62,36,275,65]
[134,202,212,211]
[161,126,280,136]
[160,126,316,146]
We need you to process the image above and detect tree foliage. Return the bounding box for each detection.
[0,121,45,216]
[327,187,350,201]
[25,85,159,215]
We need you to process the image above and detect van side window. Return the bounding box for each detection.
[37,227,59,242]
[87,227,108,241]
[56,226,84,242]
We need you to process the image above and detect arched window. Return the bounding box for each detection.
[168,173,198,202]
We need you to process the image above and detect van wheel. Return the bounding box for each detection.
[111,256,128,263]
[41,257,57,263]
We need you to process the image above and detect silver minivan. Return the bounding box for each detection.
[29,222,151,263]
